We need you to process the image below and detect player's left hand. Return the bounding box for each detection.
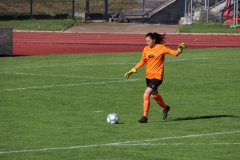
[178,43,186,53]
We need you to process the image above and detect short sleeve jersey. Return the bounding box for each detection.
[134,44,178,80]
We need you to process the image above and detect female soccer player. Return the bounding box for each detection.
[124,32,186,123]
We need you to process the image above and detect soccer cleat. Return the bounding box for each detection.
[138,116,148,123]
[163,106,170,120]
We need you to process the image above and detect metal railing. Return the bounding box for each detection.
[123,0,176,17]
[145,0,176,17]
[209,0,226,12]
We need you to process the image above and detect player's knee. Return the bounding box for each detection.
[151,94,157,99]
[143,93,150,100]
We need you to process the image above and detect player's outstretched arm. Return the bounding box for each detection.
[124,68,137,79]
[178,43,187,53]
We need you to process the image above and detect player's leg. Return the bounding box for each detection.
[151,91,167,109]
[152,93,170,120]
[138,87,152,123]
[138,78,162,123]
[150,80,170,120]
[138,78,152,123]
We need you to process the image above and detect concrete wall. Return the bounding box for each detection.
[149,0,185,24]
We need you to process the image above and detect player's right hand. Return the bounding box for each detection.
[124,68,137,79]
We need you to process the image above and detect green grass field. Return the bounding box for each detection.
[179,22,240,34]
[0,48,240,159]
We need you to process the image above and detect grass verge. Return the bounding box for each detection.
[178,22,240,34]
[0,19,77,31]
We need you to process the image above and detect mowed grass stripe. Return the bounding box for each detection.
[0,130,239,155]
[0,57,239,70]
[0,79,139,92]
[0,72,124,80]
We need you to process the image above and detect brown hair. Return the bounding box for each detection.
[145,32,166,44]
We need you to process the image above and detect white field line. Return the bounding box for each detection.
[0,63,131,69]
[104,142,240,146]
[0,130,239,155]
[0,57,239,70]
[0,72,123,80]
[0,79,139,92]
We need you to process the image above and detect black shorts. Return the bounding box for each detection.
[146,78,163,90]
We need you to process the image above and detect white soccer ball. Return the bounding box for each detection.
[107,113,119,124]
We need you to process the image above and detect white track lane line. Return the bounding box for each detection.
[0,130,239,155]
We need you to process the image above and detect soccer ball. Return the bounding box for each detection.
[107,113,119,124]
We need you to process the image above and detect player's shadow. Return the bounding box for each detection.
[172,114,238,121]
[116,122,124,124]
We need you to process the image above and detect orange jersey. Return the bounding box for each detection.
[135,44,179,80]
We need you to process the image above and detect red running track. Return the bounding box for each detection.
[13,32,240,56]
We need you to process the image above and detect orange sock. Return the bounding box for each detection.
[151,94,167,109]
[143,93,150,118]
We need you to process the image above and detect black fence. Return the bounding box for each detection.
[0,0,136,20]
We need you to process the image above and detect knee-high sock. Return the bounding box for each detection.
[143,93,150,118]
[151,94,167,109]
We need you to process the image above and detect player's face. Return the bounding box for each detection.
[146,36,155,48]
